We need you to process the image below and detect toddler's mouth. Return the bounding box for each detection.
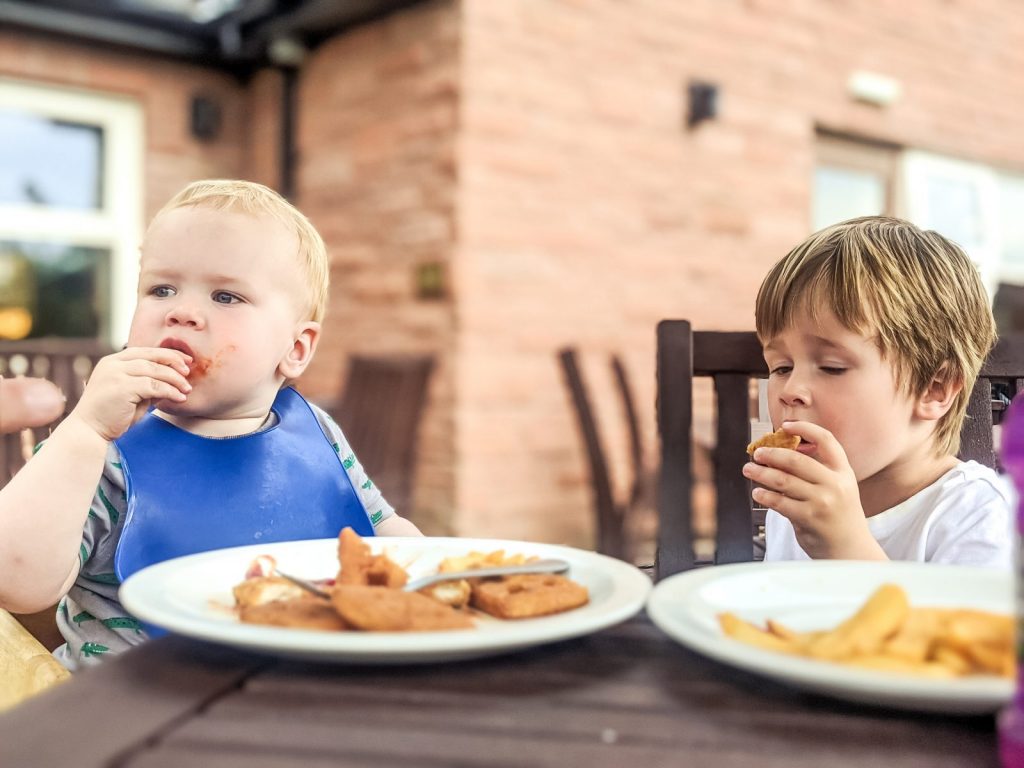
[159,338,195,358]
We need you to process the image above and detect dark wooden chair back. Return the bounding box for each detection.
[0,338,111,485]
[558,347,652,563]
[654,320,1024,580]
[323,354,435,520]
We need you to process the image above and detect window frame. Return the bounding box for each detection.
[0,77,143,344]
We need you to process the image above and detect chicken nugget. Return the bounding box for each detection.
[336,527,408,588]
[233,576,306,608]
[470,573,589,619]
[332,585,473,631]
[239,597,349,631]
[746,427,800,456]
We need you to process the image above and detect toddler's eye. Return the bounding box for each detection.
[769,365,792,376]
[212,291,242,305]
[150,285,175,298]
[821,367,846,375]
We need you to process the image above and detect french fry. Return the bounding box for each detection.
[719,612,797,654]
[806,584,909,661]
[717,584,1015,680]
[846,654,958,679]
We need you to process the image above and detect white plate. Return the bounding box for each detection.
[120,536,651,663]
[646,560,1014,714]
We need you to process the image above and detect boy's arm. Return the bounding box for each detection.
[0,348,192,612]
[742,421,887,560]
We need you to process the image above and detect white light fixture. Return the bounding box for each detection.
[847,70,902,107]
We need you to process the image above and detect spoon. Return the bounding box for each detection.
[273,558,571,599]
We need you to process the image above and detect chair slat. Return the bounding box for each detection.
[655,321,695,578]
[713,373,753,564]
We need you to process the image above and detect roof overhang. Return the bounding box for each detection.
[0,0,425,76]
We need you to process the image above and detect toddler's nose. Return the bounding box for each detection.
[165,304,204,329]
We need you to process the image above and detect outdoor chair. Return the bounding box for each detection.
[654,320,1024,580]
[558,347,655,564]
[319,354,435,522]
[0,338,110,484]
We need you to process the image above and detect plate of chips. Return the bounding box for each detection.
[646,560,1014,713]
[120,535,651,663]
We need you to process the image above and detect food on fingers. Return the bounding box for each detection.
[746,426,801,457]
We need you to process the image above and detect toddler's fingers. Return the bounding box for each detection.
[779,421,849,470]
[121,359,192,394]
[116,346,192,376]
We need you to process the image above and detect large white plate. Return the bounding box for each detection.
[646,560,1014,714]
[120,536,651,663]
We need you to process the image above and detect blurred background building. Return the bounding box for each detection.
[2,0,1023,548]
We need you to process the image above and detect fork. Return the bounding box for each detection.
[273,558,571,599]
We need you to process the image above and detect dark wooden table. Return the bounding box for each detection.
[0,616,998,767]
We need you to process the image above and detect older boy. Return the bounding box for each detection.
[743,216,1011,567]
[0,180,420,668]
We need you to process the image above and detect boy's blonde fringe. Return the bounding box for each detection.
[755,216,996,456]
[153,180,329,324]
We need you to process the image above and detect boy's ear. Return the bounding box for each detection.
[279,321,321,379]
[915,365,962,421]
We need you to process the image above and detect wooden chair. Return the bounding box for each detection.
[654,320,1024,580]
[558,347,654,563]
[319,354,435,520]
[1,338,111,484]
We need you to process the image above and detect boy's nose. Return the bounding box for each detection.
[779,379,810,408]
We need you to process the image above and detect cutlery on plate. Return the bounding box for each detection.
[274,558,571,600]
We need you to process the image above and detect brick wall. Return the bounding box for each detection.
[293,0,461,534]
[452,0,1024,546]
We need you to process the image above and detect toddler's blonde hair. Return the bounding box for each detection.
[152,179,329,323]
[755,216,996,456]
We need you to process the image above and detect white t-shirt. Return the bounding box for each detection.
[764,460,1013,568]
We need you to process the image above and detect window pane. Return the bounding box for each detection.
[1000,174,1024,269]
[924,175,983,248]
[813,166,885,231]
[0,109,104,210]
[0,241,110,339]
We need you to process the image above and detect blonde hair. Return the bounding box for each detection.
[755,216,996,456]
[152,180,329,323]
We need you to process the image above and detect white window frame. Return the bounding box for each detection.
[900,150,1002,298]
[0,77,143,345]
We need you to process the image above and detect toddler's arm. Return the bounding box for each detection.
[0,347,191,612]
[742,421,887,560]
[375,514,423,536]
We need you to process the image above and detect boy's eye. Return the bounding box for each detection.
[212,291,242,305]
[820,366,846,375]
[150,285,175,298]
[768,365,792,376]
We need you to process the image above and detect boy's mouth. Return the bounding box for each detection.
[159,338,195,358]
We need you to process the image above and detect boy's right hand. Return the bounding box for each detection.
[69,347,192,442]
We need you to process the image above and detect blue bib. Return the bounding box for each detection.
[113,386,374,582]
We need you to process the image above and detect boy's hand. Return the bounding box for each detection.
[741,421,887,560]
[68,348,192,442]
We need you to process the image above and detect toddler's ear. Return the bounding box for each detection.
[279,321,320,379]
[915,365,962,421]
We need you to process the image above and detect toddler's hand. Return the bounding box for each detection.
[741,421,885,560]
[69,348,192,442]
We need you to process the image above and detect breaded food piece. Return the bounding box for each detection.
[336,527,408,588]
[470,573,589,619]
[239,597,349,631]
[332,585,473,631]
[233,576,306,608]
[746,427,800,457]
[420,579,472,609]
